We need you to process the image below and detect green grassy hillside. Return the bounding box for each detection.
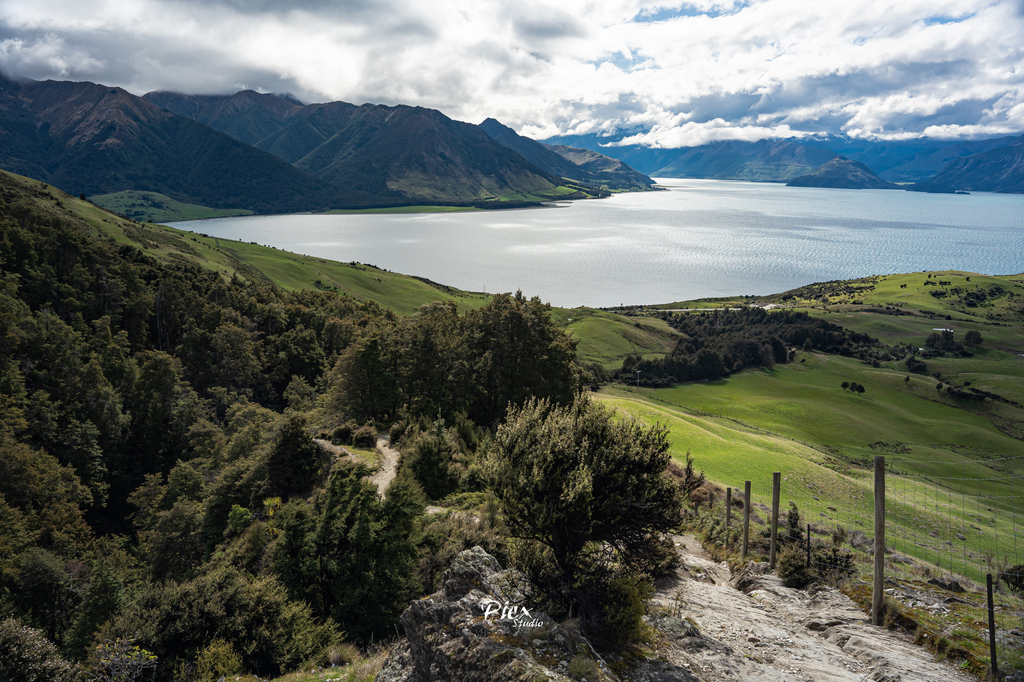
[552,308,682,367]
[601,269,1024,585]
[1,171,489,316]
[90,190,254,222]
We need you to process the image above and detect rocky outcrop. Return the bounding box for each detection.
[379,540,974,682]
[375,546,615,682]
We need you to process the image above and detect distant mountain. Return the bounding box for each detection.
[0,76,333,213]
[911,136,1024,194]
[145,90,576,205]
[544,134,837,182]
[544,130,1024,185]
[797,134,1022,183]
[478,118,654,190]
[786,158,899,189]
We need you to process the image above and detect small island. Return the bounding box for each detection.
[786,157,899,189]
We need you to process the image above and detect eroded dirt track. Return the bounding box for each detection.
[640,534,972,682]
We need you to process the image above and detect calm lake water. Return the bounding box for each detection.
[170,179,1024,308]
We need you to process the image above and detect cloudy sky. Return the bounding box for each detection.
[2,0,1022,146]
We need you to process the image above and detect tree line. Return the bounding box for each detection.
[617,307,878,386]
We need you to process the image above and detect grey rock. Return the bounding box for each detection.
[926,577,966,593]
[377,546,593,682]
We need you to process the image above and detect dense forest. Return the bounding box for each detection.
[0,178,609,679]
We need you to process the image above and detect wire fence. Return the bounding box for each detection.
[714,455,1024,677]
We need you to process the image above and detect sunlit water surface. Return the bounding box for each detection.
[170,179,1024,308]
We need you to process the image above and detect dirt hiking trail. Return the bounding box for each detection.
[369,434,399,496]
[644,534,972,681]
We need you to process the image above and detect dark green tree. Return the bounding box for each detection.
[489,393,680,583]
[466,291,580,425]
[266,416,321,501]
[272,464,422,642]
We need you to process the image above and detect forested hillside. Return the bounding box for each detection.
[0,172,599,678]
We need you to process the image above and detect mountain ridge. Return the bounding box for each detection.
[143,89,590,206]
[0,76,336,213]
[544,129,1024,188]
[478,117,655,190]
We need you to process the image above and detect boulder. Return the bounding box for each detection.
[926,578,966,594]
[376,546,610,681]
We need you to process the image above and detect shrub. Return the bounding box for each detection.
[352,424,377,448]
[0,618,83,682]
[194,639,242,681]
[776,544,815,589]
[812,546,856,586]
[574,564,653,648]
[847,530,872,553]
[785,502,802,543]
[226,504,252,535]
[999,564,1024,594]
[568,654,602,680]
[327,642,361,667]
[491,393,680,581]
[417,510,509,591]
[92,634,158,682]
[332,422,355,445]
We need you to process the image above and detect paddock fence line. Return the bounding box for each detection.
[711,454,1024,678]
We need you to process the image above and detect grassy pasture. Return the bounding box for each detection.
[599,269,1024,586]
[555,309,681,367]
[91,189,254,222]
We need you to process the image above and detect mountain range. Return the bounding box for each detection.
[1,72,1020,215]
[546,130,1024,192]
[477,118,653,190]
[0,76,334,214]
[0,76,653,217]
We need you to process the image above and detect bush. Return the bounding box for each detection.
[812,546,856,586]
[776,544,815,589]
[568,654,601,680]
[999,564,1024,594]
[785,502,802,543]
[417,510,509,591]
[105,565,337,677]
[327,642,361,667]
[92,634,158,682]
[0,618,83,682]
[573,562,653,648]
[491,394,680,582]
[194,639,242,681]
[331,422,355,445]
[352,424,377,448]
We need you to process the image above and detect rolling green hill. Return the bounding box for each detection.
[597,269,1024,586]
[0,170,488,316]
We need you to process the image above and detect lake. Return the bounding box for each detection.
[169,179,1024,308]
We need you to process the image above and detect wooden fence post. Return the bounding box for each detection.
[726,487,732,532]
[770,472,781,570]
[742,481,751,561]
[987,573,999,679]
[872,455,885,626]
[806,523,811,568]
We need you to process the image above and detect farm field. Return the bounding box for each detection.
[598,271,1024,587]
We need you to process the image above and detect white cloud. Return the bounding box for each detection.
[1,0,1022,145]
